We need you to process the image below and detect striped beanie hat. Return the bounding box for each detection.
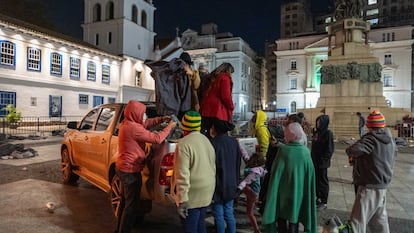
[366,110,385,128]
[180,111,201,131]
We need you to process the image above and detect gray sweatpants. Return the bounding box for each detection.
[350,186,389,233]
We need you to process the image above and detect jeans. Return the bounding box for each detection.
[116,170,142,233]
[212,200,236,233]
[180,206,207,233]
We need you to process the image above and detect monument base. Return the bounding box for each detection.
[299,80,408,139]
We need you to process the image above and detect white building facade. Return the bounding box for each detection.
[0,0,163,118]
[274,25,414,113]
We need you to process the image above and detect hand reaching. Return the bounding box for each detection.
[169,121,178,129]
[162,116,172,123]
[177,202,188,219]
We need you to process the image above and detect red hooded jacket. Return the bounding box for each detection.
[116,100,172,173]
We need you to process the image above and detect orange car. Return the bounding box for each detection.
[60,103,177,220]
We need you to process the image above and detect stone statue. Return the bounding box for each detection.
[335,0,364,20]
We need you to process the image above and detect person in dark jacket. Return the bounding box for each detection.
[210,119,241,233]
[356,112,365,138]
[345,110,396,233]
[258,124,285,215]
[311,114,334,210]
[115,100,177,233]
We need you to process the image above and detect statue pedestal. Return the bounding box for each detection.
[298,17,408,139]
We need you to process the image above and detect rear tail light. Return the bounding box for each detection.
[159,152,175,186]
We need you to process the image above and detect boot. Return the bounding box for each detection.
[288,222,299,233]
[277,218,288,233]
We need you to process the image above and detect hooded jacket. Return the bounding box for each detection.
[346,127,396,188]
[254,110,271,158]
[311,115,334,169]
[116,100,173,173]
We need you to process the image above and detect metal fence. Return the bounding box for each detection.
[1,116,83,136]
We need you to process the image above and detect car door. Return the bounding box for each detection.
[82,106,116,179]
[71,107,102,167]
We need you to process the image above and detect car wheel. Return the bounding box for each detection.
[110,173,123,218]
[61,147,79,184]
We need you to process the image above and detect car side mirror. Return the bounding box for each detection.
[67,121,78,129]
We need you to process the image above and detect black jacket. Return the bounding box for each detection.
[311,115,334,169]
[146,58,191,116]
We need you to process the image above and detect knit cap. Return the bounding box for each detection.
[180,111,201,131]
[366,110,385,128]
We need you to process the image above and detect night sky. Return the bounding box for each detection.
[21,0,334,56]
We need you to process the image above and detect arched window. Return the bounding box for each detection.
[106,1,114,20]
[132,5,138,23]
[141,10,147,28]
[93,4,101,22]
[290,101,297,113]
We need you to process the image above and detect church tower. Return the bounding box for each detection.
[82,0,155,60]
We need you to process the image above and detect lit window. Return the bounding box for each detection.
[384,54,392,65]
[93,96,104,107]
[87,61,96,81]
[290,78,297,89]
[102,65,110,84]
[27,47,41,71]
[108,97,116,103]
[70,57,81,79]
[79,94,89,104]
[135,70,141,87]
[368,18,378,25]
[50,52,62,75]
[368,0,377,5]
[290,101,297,113]
[291,59,297,69]
[0,41,15,66]
[0,91,16,116]
[383,74,393,87]
[366,9,379,16]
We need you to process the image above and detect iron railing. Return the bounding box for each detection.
[1,116,83,136]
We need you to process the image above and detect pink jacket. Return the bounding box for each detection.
[200,73,234,122]
[116,100,172,173]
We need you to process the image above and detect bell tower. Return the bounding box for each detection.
[82,0,155,60]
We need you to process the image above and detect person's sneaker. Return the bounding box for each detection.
[316,198,322,205]
[317,203,327,211]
